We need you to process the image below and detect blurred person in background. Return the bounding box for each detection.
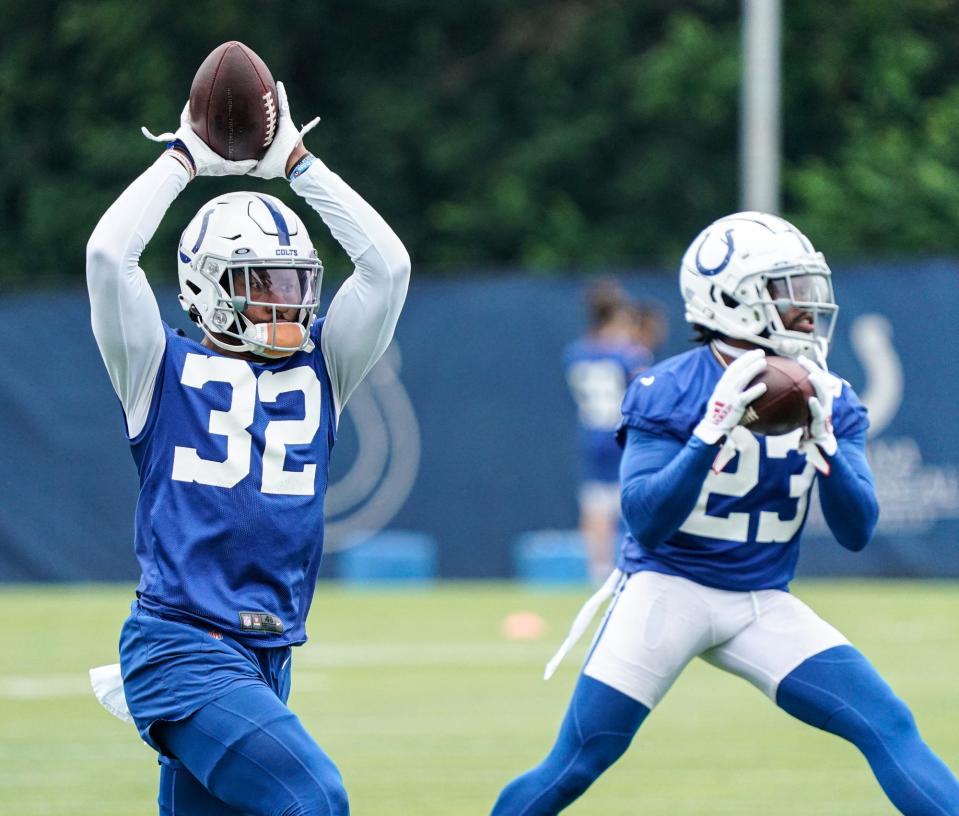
[563,280,653,583]
[86,83,409,816]
[632,300,668,357]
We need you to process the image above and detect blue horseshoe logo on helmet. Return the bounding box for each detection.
[695,229,736,276]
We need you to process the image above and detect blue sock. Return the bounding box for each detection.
[777,645,959,816]
[491,675,649,815]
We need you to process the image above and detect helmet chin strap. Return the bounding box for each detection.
[712,338,751,359]
[766,332,828,361]
[773,336,804,357]
[199,321,310,359]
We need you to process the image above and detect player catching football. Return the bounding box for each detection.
[491,213,959,815]
[86,69,408,814]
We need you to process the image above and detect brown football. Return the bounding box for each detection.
[739,355,815,436]
[188,41,278,161]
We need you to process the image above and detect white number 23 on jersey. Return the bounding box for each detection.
[679,427,816,544]
[171,354,321,496]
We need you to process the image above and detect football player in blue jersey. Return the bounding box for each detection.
[564,280,652,582]
[86,83,409,815]
[492,213,959,815]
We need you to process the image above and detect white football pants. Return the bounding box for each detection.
[584,570,849,708]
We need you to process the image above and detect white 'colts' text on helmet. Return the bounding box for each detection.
[177,192,323,358]
[679,212,837,360]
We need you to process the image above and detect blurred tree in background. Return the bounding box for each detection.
[3,0,959,288]
[785,0,959,254]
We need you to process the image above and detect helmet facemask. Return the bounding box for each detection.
[760,267,837,362]
[710,261,837,360]
[191,254,323,358]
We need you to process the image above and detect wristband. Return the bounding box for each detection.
[287,153,315,180]
[164,139,197,178]
[165,148,194,178]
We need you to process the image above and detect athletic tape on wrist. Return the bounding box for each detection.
[288,153,315,180]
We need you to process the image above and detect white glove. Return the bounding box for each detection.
[798,355,841,474]
[693,348,768,446]
[249,81,321,180]
[141,102,257,178]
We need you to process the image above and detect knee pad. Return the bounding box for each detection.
[552,730,636,801]
[324,781,350,816]
[824,694,918,750]
[777,645,919,746]
[275,780,349,816]
[492,676,648,815]
[549,675,647,793]
[274,761,349,816]
[778,646,959,816]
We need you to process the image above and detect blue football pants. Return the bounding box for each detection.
[492,646,959,815]
[153,683,349,816]
[777,645,959,816]
[490,675,649,815]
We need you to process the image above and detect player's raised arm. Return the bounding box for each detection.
[296,157,410,418]
[87,104,257,436]
[86,153,189,437]
[250,83,411,419]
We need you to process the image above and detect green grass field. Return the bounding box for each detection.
[2,581,958,815]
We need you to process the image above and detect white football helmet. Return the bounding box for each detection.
[679,212,837,359]
[177,192,323,357]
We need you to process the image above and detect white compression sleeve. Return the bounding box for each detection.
[291,158,411,420]
[86,154,191,437]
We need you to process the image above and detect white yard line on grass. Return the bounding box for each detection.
[0,675,90,699]
[294,640,552,668]
[2,641,561,700]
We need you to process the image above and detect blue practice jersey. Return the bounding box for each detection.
[616,345,868,590]
[129,320,337,647]
[564,339,652,483]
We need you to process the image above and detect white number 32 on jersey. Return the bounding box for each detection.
[171,354,321,496]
